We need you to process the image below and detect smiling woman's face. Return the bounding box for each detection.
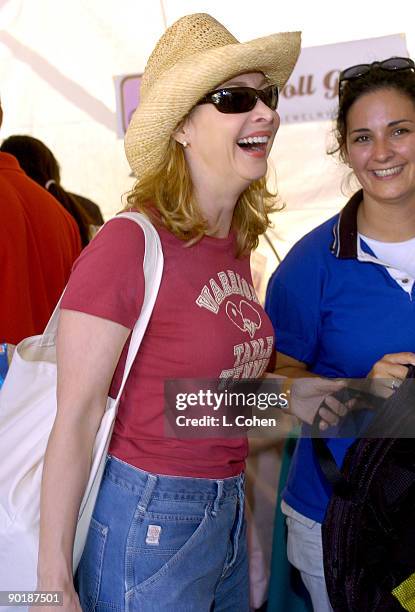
[176,72,280,196]
[345,87,415,207]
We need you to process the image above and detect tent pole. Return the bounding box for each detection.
[160,0,168,29]
[263,232,282,264]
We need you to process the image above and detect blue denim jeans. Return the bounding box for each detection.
[75,456,248,612]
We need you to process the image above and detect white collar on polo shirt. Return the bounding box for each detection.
[358,234,415,295]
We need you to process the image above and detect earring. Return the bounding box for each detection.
[182,140,188,148]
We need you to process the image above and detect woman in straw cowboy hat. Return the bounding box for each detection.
[33,13,306,612]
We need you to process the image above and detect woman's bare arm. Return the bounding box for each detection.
[267,352,346,429]
[36,309,130,600]
[273,351,317,378]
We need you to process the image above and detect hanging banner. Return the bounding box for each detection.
[114,33,408,136]
[278,33,408,124]
[114,74,143,137]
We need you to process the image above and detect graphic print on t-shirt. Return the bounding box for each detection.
[196,269,273,379]
[226,299,261,338]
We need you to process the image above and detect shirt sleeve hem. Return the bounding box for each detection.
[60,304,136,330]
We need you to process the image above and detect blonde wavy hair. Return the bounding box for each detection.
[125,133,278,257]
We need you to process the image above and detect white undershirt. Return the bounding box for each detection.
[358,233,415,294]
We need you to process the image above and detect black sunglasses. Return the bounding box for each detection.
[338,56,415,97]
[196,84,279,114]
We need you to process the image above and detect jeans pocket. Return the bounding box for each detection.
[281,501,317,528]
[286,515,324,576]
[76,517,108,612]
[125,506,210,597]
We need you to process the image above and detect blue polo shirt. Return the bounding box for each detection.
[265,190,415,522]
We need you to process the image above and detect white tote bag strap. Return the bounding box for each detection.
[73,212,162,570]
[39,292,66,346]
[112,212,163,403]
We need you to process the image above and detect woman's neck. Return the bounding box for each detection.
[357,193,415,242]
[192,183,245,239]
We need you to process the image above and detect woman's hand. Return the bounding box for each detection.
[367,352,415,398]
[266,373,350,431]
[30,585,81,612]
[290,377,350,431]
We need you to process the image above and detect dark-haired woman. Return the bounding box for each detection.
[0,135,97,247]
[265,57,415,611]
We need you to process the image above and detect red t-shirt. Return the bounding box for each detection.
[61,216,274,478]
[0,153,81,345]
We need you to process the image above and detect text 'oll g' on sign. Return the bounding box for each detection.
[114,33,408,136]
[277,33,408,124]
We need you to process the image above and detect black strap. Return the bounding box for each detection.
[311,422,350,497]
[312,367,415,496]
[312,438,349,494]
[311,387,365,495]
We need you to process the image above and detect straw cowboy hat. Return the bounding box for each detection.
[125,13,301,177]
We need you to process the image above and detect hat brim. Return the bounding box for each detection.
[125,30,301,177]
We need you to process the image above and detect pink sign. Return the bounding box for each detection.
[114,74,142,137]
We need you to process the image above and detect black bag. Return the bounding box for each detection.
[312,366,415,611]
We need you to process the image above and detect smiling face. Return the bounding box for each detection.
[345,87,415,208]
[175,72,280,199]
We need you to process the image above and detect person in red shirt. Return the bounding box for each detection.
[0,104,81,345]
[0,135,100,247]
[34,14,339,612]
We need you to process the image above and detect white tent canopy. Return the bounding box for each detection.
[1,4,414,605]
[1,0,414,291]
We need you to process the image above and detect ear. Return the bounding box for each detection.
[342,144,351,167]
[172,118,190,146]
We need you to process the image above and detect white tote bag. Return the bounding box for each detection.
[0,212,163,602]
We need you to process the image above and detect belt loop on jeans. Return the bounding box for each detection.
[212,480,224,516]
[137,473,157,513]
